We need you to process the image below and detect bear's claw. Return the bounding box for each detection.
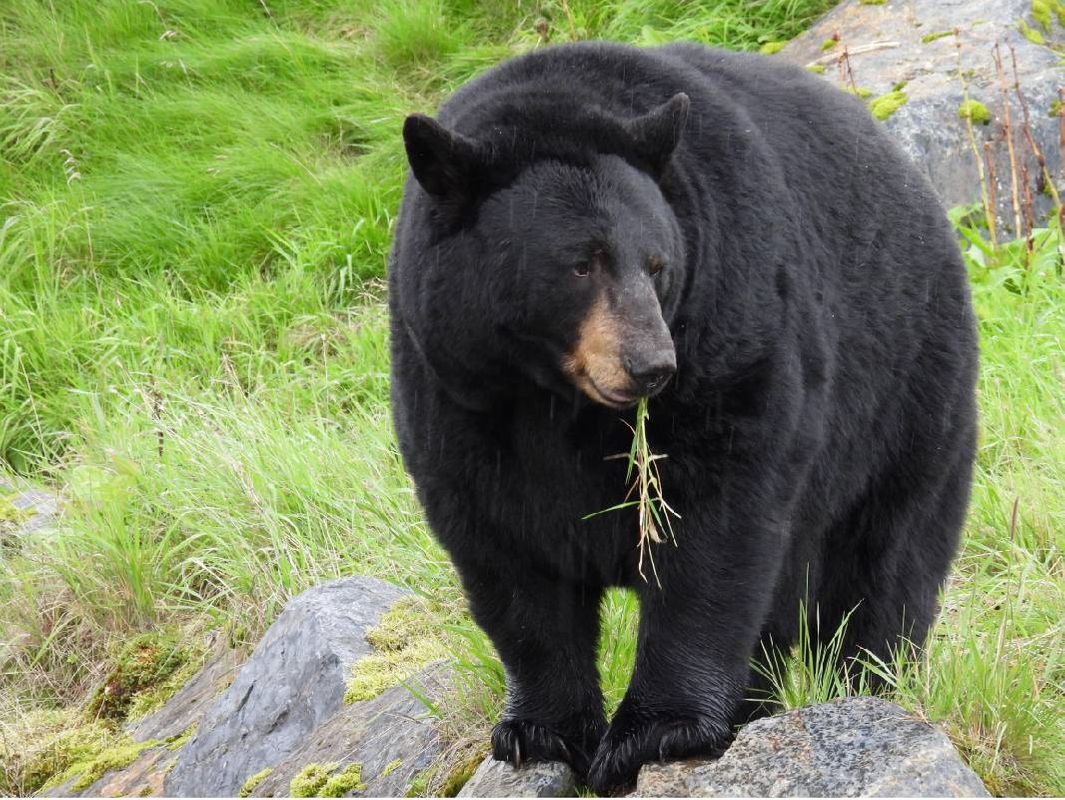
[492,715,609,779]
[587,713,732,796]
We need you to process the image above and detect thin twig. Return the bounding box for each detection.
[956,31,997,247]
[806,40,899,66]
[992,43,1025,243]
[1008,43,1061,213]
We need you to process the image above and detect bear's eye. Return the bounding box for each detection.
[575,250,607,278]
[648,256,664,276]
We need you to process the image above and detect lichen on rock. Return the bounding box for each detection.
[289,762,367,797]
[320,763,368,797]
[240,767,274,797]
[291,763,338,797]
[958,100,992,125]
[869,90,908,121]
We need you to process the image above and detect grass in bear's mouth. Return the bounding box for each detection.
[587,397,680,585]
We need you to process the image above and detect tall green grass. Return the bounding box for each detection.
[1,0,1061,796]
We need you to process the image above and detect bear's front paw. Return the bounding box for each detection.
[491,716,603,778]
[587,708,732,796]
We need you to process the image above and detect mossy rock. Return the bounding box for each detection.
[288,762,367,797]
[240,767,274,797]
[7,715,114,795]
[86,629,203,723]
[345,597,448,704]
[40,731,161,793]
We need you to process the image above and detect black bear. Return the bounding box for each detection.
[388,42,977,794]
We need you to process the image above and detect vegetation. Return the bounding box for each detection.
[0,0,1061,796]
[239,767,273,798]
[344,596,448,703]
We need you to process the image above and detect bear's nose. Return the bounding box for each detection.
[623,350,677,397]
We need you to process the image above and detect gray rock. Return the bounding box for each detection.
[779,0,1063,231]
[0,479,59,536]
[164,576,409,797]
[250,663,451,797]
[634,696,989,797]
[458,757,577,798]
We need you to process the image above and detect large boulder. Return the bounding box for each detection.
[634,696,989,797]
[39,576,454,798]
[164,576,411,797]
[779,0,1063,230]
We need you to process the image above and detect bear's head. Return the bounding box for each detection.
[399,94,690,411]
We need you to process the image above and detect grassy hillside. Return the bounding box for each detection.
[1,0,1061,796]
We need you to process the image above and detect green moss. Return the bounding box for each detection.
[759,40,787,55]
[1032,0,1053,30]
[921,30,955,43]
[320,763,367,797]
[859,0,885,5]
[87,630,195,722]
[381,759,403,779]
[845,86,874,99]
[291,763,337,798]
[820,37,838,51]
[62,738,160,791]
[344,598,446,704]
[20,717,115,794]
[1018,19,1047,44]
[239,767,274,797]
[126,642,207,722]
[891,80,909,92]
[807,64,826,75]
[869,90,908,121]
[958,100,992,125]
[1050,99,1063,117]
[164,725,197,752]
[0,493,31,526]
[437,755,482,797]
[405,769,432,798]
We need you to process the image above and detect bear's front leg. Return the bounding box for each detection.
[456,555,607,779]
[588,513,785,795]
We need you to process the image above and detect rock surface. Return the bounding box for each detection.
[249,663,450,797]
[634,696,989,797]
[779,0,1063,229]
[0,478,59,536]
[457,757,577,798]
[164,576,410,797]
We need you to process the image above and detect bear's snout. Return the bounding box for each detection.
[622,347,676,397]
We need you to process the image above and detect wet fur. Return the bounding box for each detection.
[389,42,978,794]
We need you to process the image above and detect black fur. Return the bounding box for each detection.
[388,42,978,795]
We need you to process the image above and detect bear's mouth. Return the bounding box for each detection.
[584,376,641,409]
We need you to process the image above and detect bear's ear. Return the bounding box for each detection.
[403,114,484,198]
[624,93,690,175]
